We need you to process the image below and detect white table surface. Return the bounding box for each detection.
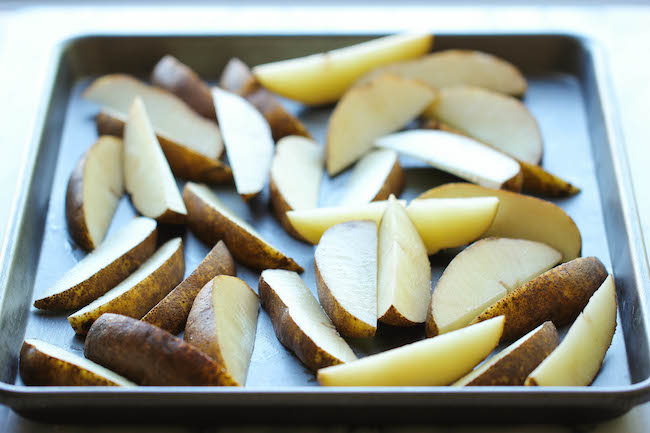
[0,2,649,431]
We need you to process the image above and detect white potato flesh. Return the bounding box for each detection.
[83,74,222,158]
[211,276,259,386]
[406,197,499,255]
[213,87,274,198]
[271,136,323,210]
[286,200,406,245]
[375,129,521,190]
[340,149,399,205]
[318,316,504,386]
[261,270,356,363]
[525,275,617,386]
[23,339,136,386]
[124,98,187,219]
[378,198,431,323]
[432,238,562,335]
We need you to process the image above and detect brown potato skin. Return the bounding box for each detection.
[65,148,94,252]
[151,55,216,120]
[34,225,158,311]
[68,240,185,335]
[183,184,303,272]
[219,57,261,97]
[424,306,439,338]
[142,240,235,334]
[19,340,125,386]
[258,275,346,370]
[379,305,419,327]
[471,257,608,342]
[459,321,560,386]
[371,157,405,202]
[84,313,227,386]
[96,112,232,184]
[502,171,524,193]
[268,177,310,243]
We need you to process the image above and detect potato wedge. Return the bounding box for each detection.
[220,57,261,96]
[183,182,302,272]
[252,33,433,106]
[142,240,235,334]
[20,339,135,387]
[68,238,185,335]
[84,313,228,386]
[34,217,157,311]
[327,75,435,175]
[471,257,608,341]
[339,149,404,205]
[417,183,582,262]
[184,276,259,386]
[315,221,378,338]
[454,321,560,386]
[317,316,504,386]
[66,136,124,251]
[259,269,356,370]
[525,275,617,386]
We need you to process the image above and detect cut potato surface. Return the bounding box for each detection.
[318,316,504,386]
[213,87,274,201]
[454,321,560,386]
[68,238,184,335]
[377,197,431,326]
[406,197,499,255]
[66,136,124,251]
[124,98,187,223]
[427,237,561,337]
[525,275,617,386]
[253,33,433,106]
[327,75,436,175]
[417,183,582,262]
[375,129,522,191]
[184,276,259,386]
[259,270,356,370]
[339,149,404,205]
[183,182,302,272]
[220,57,261,97]
[20,339,135,387]
[315,221,378,338]
[34,217,157,311]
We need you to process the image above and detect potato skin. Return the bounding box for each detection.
[379,305,419,327]
[183,184,303,272]
[371,157,405,202]
[519,161,580,197]
[142,240,235,334]
[258,275,346,370]
[65,148,94,251]
[85,313,227,386]
[472,257,608,341]
[268,177,310,243]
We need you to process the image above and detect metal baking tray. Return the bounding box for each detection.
[0,32,649,424]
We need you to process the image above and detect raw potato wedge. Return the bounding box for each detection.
[358,49,526,96]
[426,238,562,338]
[151,55,216,120]
[315,221,378,338]
[213,87,274,201]
[183,182,302,272]
[220,58,311,141]
[417,183,582,262]
[406,197,499,255]
[259,270,356,370]
[525,275,617,386]
[317,316,505,386]
[270,136,323,241]
[34,217,157,311]
[124,98,187,224]
[68,238,185,335]
[184,276,259,386]
[471,257,608,341]
[84,313,228,386]
[377,197,431,326]
[20,339,135,387]
[327,75,436,175]
[66,136,124,252]
[253,33,433,106]
[375,129,523,192]
[339,149,404,205]
[454,322,559,386]
[142,240,236,334]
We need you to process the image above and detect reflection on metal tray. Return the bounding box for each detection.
[0,33,649,424]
